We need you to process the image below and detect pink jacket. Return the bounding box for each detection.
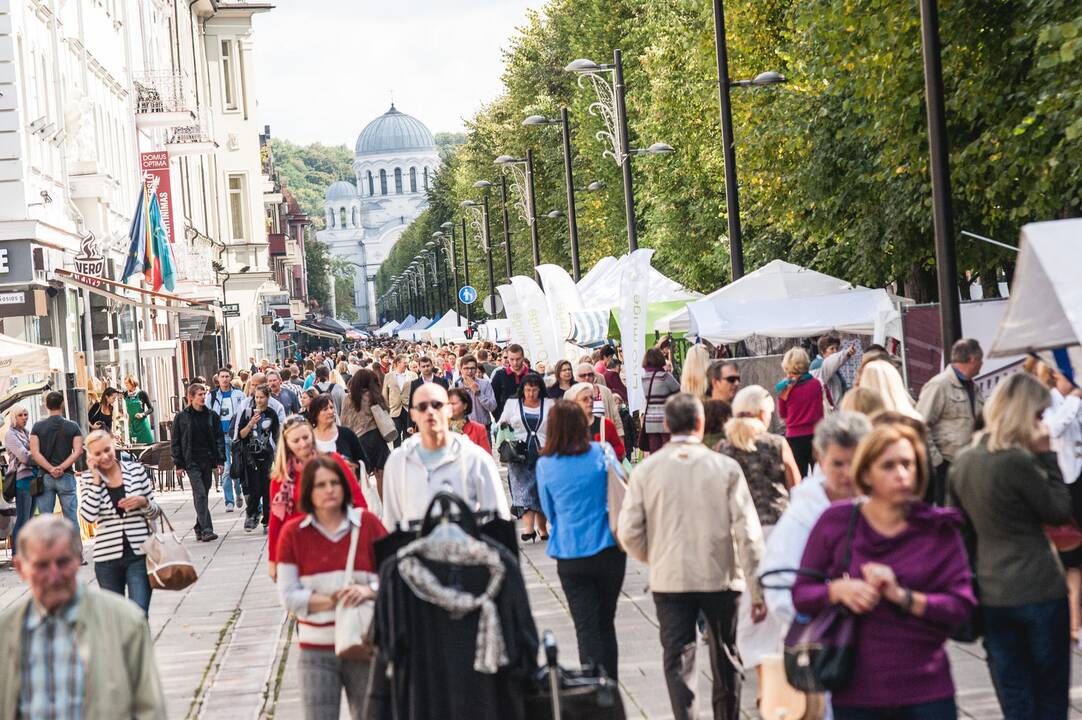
[777,376,824,438]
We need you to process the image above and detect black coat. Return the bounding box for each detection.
[171,405,225,470]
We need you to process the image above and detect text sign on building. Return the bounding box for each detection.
[222,303,241,318]
[140,151,175,244]
[0,291,25,305]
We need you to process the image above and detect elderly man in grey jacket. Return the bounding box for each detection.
[916,337,985,504]
[619,393,765,720]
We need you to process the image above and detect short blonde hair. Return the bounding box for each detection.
[680,344,711,399]
[84,429,114,451]
[858,361,921,420]
[782,347,810,375]
[723,385,774,452]
[981,373,1051,452]
[838,386,886,416]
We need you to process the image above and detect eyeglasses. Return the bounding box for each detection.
[722,375,741,383]
[415,400,445,413]
[462,365,477,371]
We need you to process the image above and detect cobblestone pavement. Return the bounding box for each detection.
[4,484,1082,719]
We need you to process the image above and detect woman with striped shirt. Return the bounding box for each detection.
[79,429,161,616]
[276,455,386,719]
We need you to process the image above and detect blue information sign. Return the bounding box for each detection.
[458,285,478,305]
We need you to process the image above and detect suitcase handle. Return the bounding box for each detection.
[543,629,559,666]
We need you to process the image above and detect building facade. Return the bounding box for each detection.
[316,105,438,327]
[0,0,291,433]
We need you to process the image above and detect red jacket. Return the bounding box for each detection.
[593,417,625,460]
[461,420,492,454]
[777,376,825,438]
[267,452,367,563]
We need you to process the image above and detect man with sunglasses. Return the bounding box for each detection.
[381,383,509,529]
[707,362,742,404]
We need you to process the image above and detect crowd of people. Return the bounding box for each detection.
[1,332,1080,720]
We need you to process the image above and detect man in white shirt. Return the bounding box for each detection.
[381,383,508,529]
[208,368,244,511]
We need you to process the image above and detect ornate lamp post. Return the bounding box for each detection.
[433,229,461,324]
[499,176,514,282]
[523,108,582,281]
[565,51,674,253]
[494,152,541,278]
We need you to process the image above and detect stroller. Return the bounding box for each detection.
[525,631,626,720]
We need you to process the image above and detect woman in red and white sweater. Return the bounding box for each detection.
[268,416,367,582]
[276,455,387,720]
[775,347,826,478]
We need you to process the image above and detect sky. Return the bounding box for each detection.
[251,0,546,147]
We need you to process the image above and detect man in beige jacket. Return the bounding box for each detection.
[382,353,417,447]
[618,393,765,720]
[915,337,985,504]
[0,515,165,720]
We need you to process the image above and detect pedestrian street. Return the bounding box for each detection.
[3,483,1081,719]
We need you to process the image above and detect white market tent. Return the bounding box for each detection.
[479,319,512,343]
[656,259,854,333]
[989,218,1082,371]
[398,316,433,342]
[0,333,64,397]
[422,310,465,343]
[375,320,399,336]
[673,260,901,344]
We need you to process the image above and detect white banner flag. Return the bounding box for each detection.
[537,264,585,361]
[618,249,654,413]
[497,284,528,350]
[511,275,563,369]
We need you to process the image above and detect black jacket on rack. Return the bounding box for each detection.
[365,541,539,720]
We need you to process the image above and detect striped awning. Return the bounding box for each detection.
[568,309,611,347]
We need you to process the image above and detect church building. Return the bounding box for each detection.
[316,105,439,325]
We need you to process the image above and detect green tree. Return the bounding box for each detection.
[270,139,354,229]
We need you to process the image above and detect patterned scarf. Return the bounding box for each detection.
[270,459,302,521]
[397,535,508,674]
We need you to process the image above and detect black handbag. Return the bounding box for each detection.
[525,630,626,720]
[2,464,16,502]
[764,501,862,693]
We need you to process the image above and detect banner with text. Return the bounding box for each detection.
[619,249,653,413]
[140,151,175,244]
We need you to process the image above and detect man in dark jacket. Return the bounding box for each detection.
[171,383,225,542]
[406,355,449,435]
[490,344,532,419]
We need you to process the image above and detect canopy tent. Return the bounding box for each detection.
[296,320,345,341]
[394,315,417,332]
[989,218,1082,377]
[568,256,701,347]
[656,259,857,334]
[0,333,64,397]
[687,287,901,345]
[421,310,465,343]
[397,316,434,342]
[578,254,700,309]
[479,319,512,343]
[375,320,400,336]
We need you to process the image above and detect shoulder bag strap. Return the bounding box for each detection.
[839,500,864,579]
[646,372,658,407]
[343,519,361,589]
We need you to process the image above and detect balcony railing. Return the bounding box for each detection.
[133,70,196,129]
[165,111,218,157]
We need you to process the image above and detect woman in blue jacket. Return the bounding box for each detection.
[537,399,626,681]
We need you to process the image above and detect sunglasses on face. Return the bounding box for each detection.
[723,375,741,383]
[415,400,445,413]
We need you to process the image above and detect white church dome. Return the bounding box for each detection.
[325,180,359,202]
[355,105,435,155]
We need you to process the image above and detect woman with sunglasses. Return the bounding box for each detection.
[267,415,367,582]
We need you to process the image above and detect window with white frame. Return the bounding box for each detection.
[221,39,240,111]
[228,174,247,240]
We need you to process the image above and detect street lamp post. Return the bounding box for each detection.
[460,217,471,324]
[494,153,541,279]
[566,51,674,254]
[524,108,582,281]
[918,0,961,349]
[499,175,513,282]
[465,180,498,316]
[425,242,444,317]
[435,229,461,324]
[711,0,787,281]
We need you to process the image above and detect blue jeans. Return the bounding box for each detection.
[12,484,39,553]
[983,597,1070,720]
[95,553,152,616]
[220,441,242,505]
[37,472,80,537]
[833,698,956,719]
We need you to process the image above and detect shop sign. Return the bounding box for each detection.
[0,240,36,285]
[140,151,175,244]
[72,232,105,287]
[222,303,240,318]
[0,288,47,317]
[0,291,25,305]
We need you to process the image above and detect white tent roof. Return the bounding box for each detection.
[656,259,858,333]
[422,310,465,342]
[479,319,512,343]
[578,254,700,309]
[990,218,1082,360]
[375,320,399,336]
[0,333,64,396]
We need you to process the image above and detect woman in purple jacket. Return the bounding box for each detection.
[792,423,975,719]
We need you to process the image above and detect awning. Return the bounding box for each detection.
[296,321,344,341]
[53,269,216,318]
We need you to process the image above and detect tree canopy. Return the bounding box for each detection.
[374,0,1080,316]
